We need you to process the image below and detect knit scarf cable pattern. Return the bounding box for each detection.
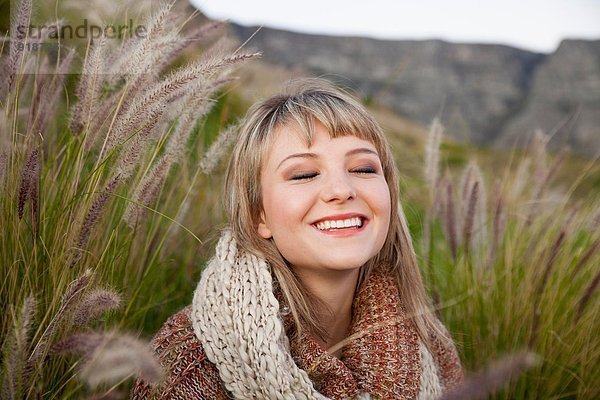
[191,230,442,399]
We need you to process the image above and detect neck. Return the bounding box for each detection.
[294,268,360,355]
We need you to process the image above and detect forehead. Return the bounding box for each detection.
[261,121,378,169]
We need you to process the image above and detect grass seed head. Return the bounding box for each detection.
[78,332,163,389]
[439,352,539,400]
[72,289,123,328]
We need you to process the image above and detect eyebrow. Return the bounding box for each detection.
[276,147,379,170]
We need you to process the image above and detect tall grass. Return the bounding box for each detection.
[0,0,256,397]
[1,0,598,399]
[421,123,600,399]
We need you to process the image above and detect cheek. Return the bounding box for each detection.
[263,186,314,230]
[369,180,391,209]
[372,182,392,229]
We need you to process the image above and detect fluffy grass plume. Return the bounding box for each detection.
[439,352,539,400]
[425,122,600,399]
[53,331,163,389]
[0,0,257,397]
[1,0,597,398]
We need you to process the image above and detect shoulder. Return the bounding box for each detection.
[151,306,204,363]
[131,306,228,399]
[428,317,464,390]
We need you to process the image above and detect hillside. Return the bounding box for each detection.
[229,24,600,157]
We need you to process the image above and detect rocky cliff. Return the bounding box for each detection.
[498,40,600,155]
[229,24,599,157]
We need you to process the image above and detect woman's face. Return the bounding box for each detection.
[258,120,391,278]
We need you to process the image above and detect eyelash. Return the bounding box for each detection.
[291,167,377,181]
[353,167,377,175]
[291,172,318,181]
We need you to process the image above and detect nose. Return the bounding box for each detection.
[320,171,356,203]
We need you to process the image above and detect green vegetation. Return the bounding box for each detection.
[1,0,598,398]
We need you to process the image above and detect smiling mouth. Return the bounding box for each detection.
[312,217,366,232]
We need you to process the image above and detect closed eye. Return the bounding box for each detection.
[291,172,319,180]
[351,167,377,175]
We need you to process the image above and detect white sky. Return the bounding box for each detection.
[191,0,600,53]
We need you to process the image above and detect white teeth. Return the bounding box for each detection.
[315,217,364,231]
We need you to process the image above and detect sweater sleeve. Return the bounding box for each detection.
[130,306,229,400]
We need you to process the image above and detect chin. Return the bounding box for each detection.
[324,258,369,271]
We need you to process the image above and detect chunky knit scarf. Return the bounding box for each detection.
[191,230,444,399]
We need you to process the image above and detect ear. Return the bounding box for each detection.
[257,210,273,239]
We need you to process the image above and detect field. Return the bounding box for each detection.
[1,1,598,398]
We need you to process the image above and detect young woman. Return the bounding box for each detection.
[132,79,463,399]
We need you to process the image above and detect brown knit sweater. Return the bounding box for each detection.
[131,273,463,399]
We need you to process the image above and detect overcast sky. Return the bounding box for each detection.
[191,0,600,53]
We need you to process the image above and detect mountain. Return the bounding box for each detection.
[498,40,600,154]
[228,24,600,157]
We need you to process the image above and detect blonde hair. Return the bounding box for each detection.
[223,78,444,346]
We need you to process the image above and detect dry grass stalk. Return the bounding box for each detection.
[535,145,568,198]
[0,151,7,193]
[198,122,240,174]
[27,57,51,130]
[29,20,64,44]
[111,52,258,179]
[587,204,600,233]
[529,222,569,347]
[459,161,488,251]
[155,20,225,73]
[109,52,257,155]
[487,178,507,269]
[576,269,600,321]
[508,156,531,204]
[122,156,171,228]
[459,162,474,207]
[2,0,32,96]
[0,295,37,400]
[29,152,40,237]
[114,1,173,79]
[422,179,445,265]
[84,88,130,151]
[113,116,160,179]
[17,147,39,220]
[72,288,122,328]
[17,295,37,356]
[439,352,538,400]
[55,331,163,389]
[63,0,150,26]
[69,36,107,135]
[72,174,121,266]
[51,331,105,357]
[33,49,75,134]
[26,270,92,367]
[573,238,600,278]
[165,76,234,161]
[526,145,568,226]
[459,161,477,239]
[530,129,549,190]
[442,176,458,260]
[462,181,479,258]
[424,117,443,198]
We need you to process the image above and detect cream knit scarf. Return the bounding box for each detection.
[191,229,441,400]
